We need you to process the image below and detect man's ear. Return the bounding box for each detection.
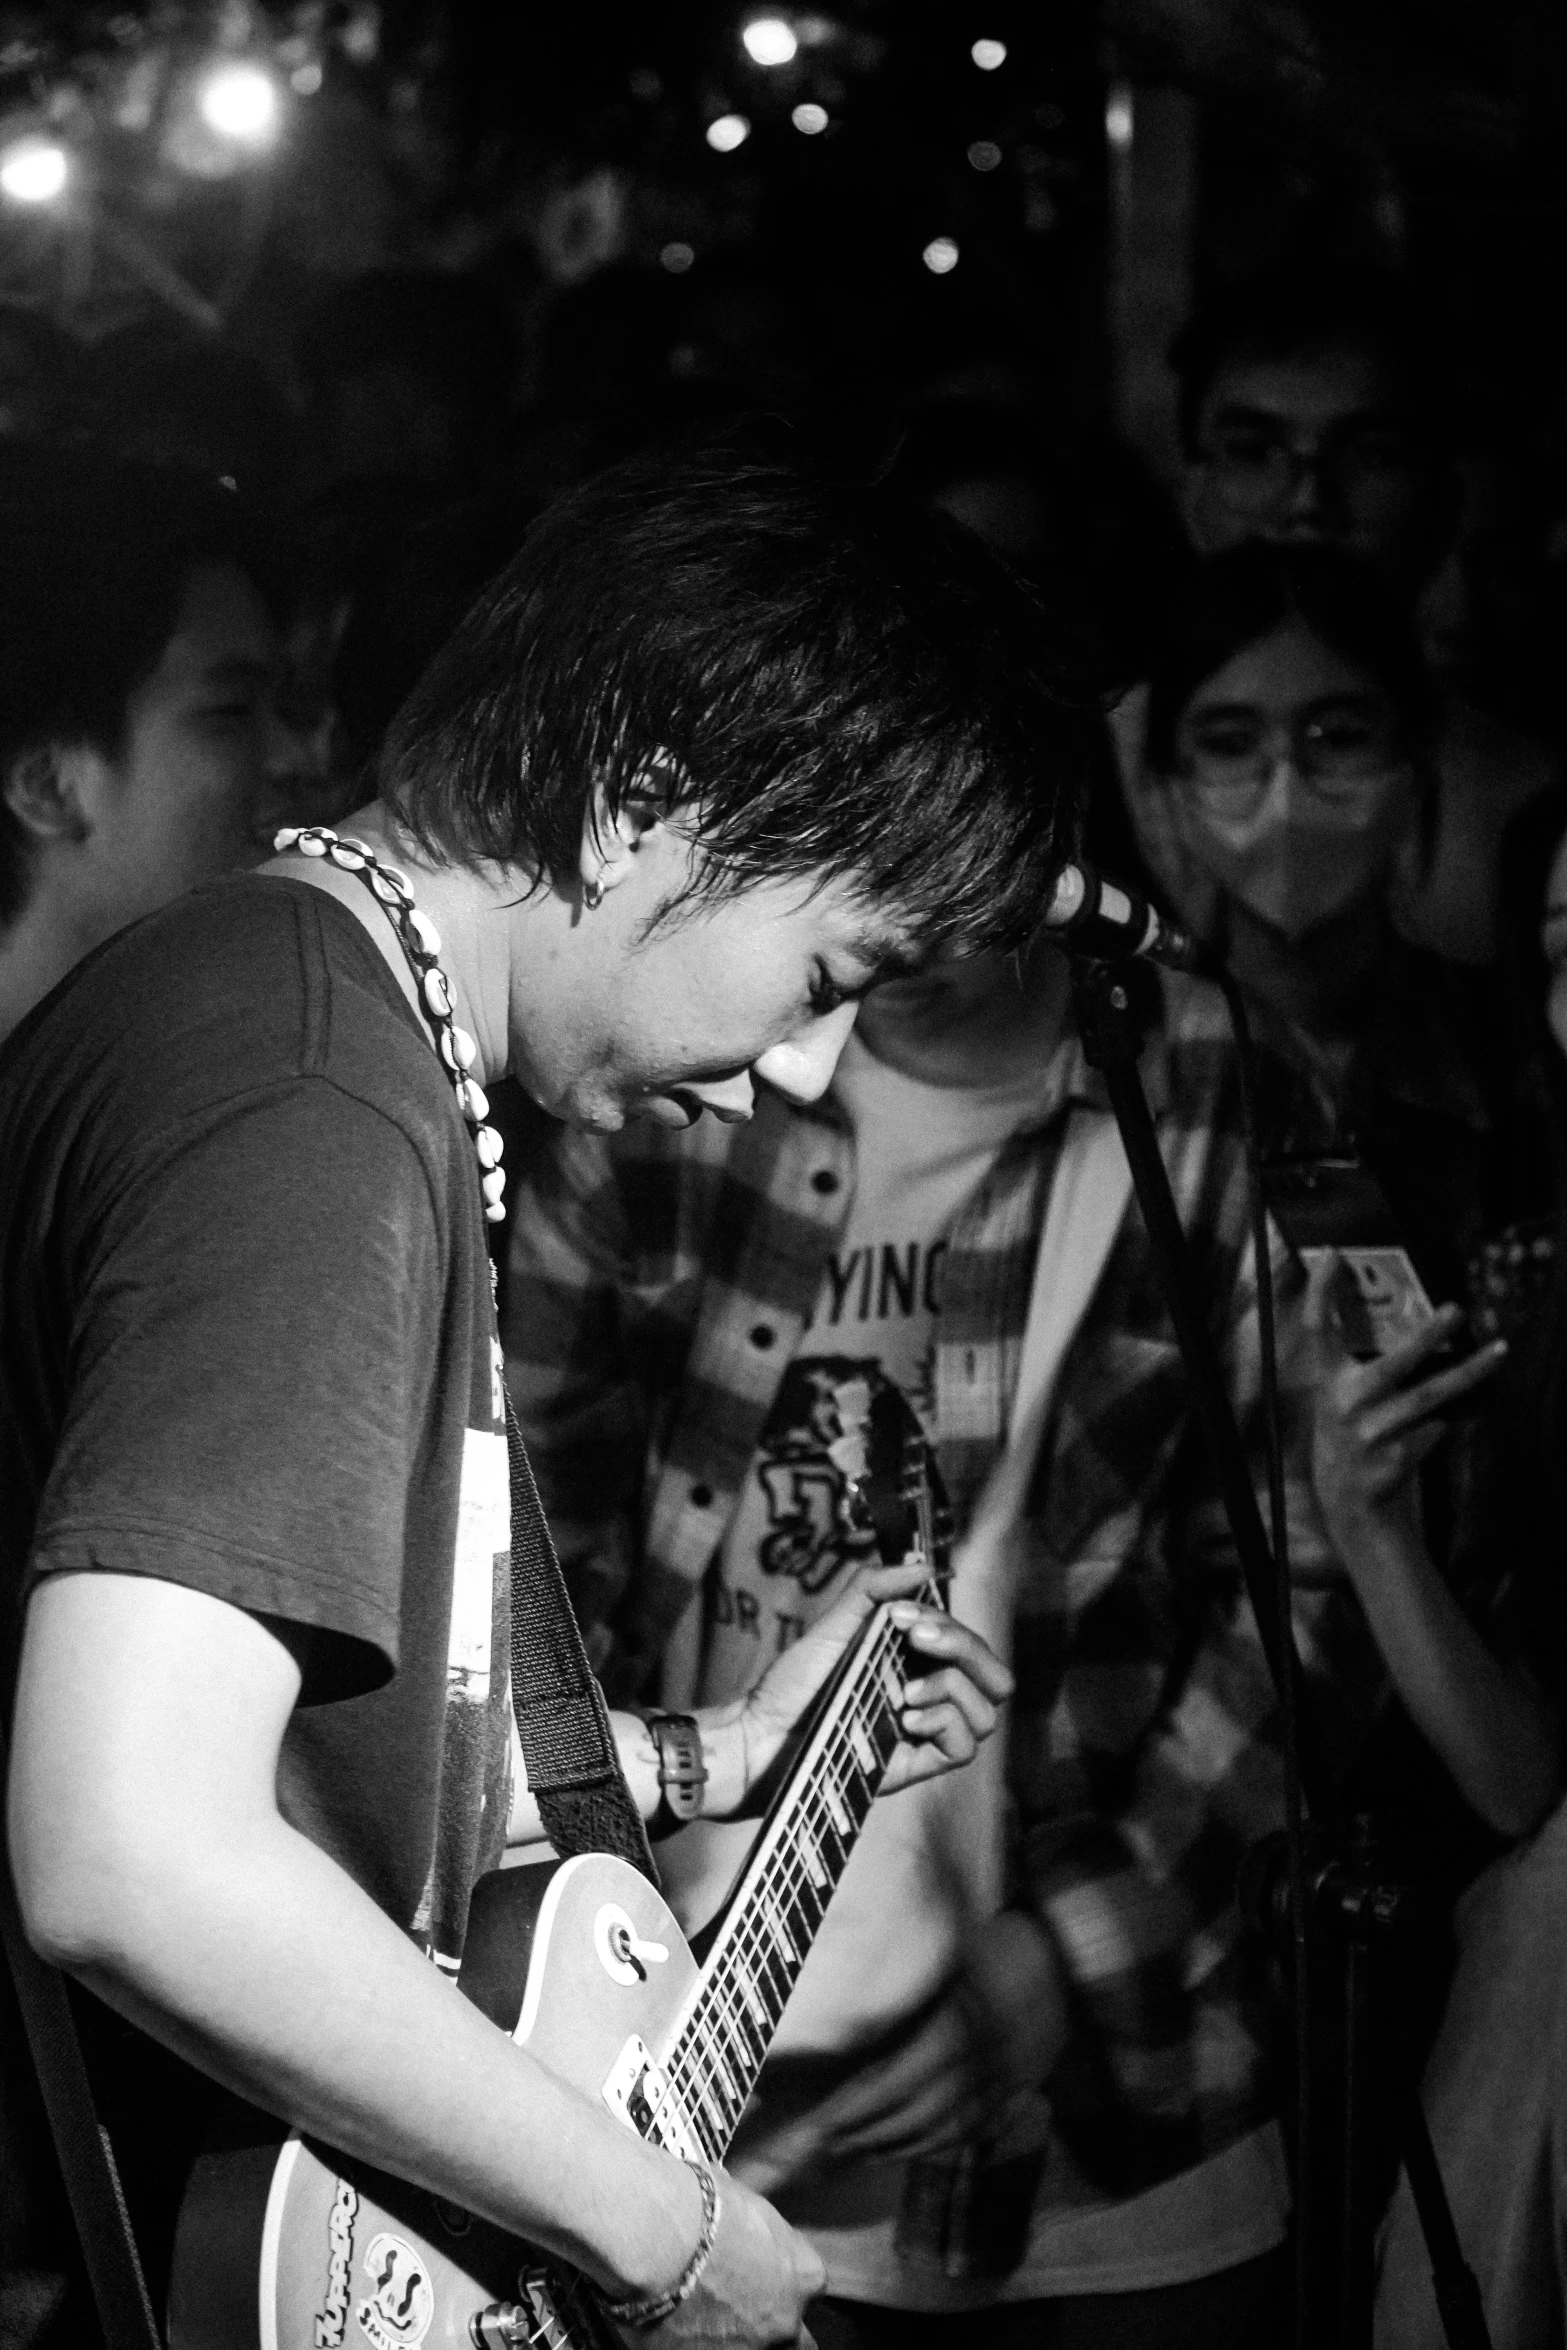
[1,744,101,846]
[578,758,682,900]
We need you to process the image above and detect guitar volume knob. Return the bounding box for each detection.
[471,2305,534,2347]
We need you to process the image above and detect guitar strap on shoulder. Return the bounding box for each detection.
[0,1692,164,2350]
[503,1390,659,1886]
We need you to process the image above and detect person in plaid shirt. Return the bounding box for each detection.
[506,921,1393,2348]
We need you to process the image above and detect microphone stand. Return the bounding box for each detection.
[1068,956,1490,2350]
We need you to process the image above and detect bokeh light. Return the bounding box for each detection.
[742,18,799,67]
[660,241,695,272]
[792,102,829,135]
[922,236,960,274]
[705,113,751,152]
[1105,88,1134,150]
[197,60,282,145]
[0,137,69,203]
[970,38,1007,70]
[967,139,1002,171]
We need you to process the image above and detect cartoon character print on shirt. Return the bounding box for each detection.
[750,1354,902,1594]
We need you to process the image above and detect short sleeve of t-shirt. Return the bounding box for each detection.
[1,877,512,1945]
[28,1073,443,1689]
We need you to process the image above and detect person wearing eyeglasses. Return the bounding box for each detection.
[1139,551,1566,2347]
[1106,252,1558,967]
[1168,259,1440,584]
[1138,545,1499,1295]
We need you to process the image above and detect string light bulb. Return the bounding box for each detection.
[705,113,751,152]
[197,60,281,145]
[0,136,69,203]
[922,236,960,274]
[970,37,1007,69]
[742,18,798,65]
[792,102,828,134]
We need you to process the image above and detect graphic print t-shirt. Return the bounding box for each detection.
[0,876,517,2290]
[703,1032,1039,1700]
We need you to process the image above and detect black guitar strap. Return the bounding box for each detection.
[503,1388,659,1886]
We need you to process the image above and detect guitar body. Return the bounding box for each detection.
[169,1854,702,2350]
[170,1381,955,2350]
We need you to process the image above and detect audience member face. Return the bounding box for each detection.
[1168,613,1418,945]
[76,560,299,932]
[1542,828,1567,1059]
[1183,339,1424,574]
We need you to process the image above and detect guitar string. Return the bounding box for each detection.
[658,1596,935,2131]
[669,1614,903,2052]
[659,1581,942,2143]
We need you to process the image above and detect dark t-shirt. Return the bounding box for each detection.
[0,874,516,2287]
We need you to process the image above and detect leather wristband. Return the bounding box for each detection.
[645,1710,707,1835]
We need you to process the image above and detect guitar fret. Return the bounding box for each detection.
[797,1818,828,1889]
[761,1884,798,1968]
[741,1925,789,2015]
[821,1772,852,1837]
[663,1511,951,2160]
[688,2085,726,2160]
[730,1951,769,2027]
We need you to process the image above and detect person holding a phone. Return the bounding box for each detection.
[1369,791,1567,2350]
[1305,1265,1557,1840]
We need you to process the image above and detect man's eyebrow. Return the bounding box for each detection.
[197,656,276,690]
[1207,403,1290,434]
[1186,698,1262,723]
[846,929,923,982]
[1208,401,1405,438]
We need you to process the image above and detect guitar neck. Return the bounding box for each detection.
[654,1586,935,2164]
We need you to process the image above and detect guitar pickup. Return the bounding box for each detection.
[601,2036,700,2160]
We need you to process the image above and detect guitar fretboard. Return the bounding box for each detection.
[656,1595,927,2162]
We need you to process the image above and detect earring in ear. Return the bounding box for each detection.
[583,876,604,911]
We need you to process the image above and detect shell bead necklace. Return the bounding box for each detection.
[273,825,507,1224]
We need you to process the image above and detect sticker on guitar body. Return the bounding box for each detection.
[354,2233,434,2350]
[312,2178,359,2348]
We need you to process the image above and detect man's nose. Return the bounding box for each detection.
[753,1002,859,1105]
[1262,752,1307,812]
[1278,451,1332,534]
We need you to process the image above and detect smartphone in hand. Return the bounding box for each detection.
[1264,1155,1469,1364]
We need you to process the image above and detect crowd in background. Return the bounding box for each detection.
[6,210,1567,2350]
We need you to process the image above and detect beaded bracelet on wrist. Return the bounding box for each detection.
[595,2158,720,2331]
[273,826,507,1225]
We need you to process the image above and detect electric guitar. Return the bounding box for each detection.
[168,1375,952,2350]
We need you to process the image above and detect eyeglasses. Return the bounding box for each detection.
[1179,705,1407,819]
[1199,420,1417,520]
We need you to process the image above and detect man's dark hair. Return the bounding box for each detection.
[1170,255,1432,461]
[380,429,1095,954]
[1142,544,1435,774]
[0,443,287,928]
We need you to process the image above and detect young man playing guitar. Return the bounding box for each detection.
[0,436,1083,2346]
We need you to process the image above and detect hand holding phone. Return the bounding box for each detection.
[1304,1254,1508,1570]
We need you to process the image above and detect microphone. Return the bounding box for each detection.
[1041,858,1210,974]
